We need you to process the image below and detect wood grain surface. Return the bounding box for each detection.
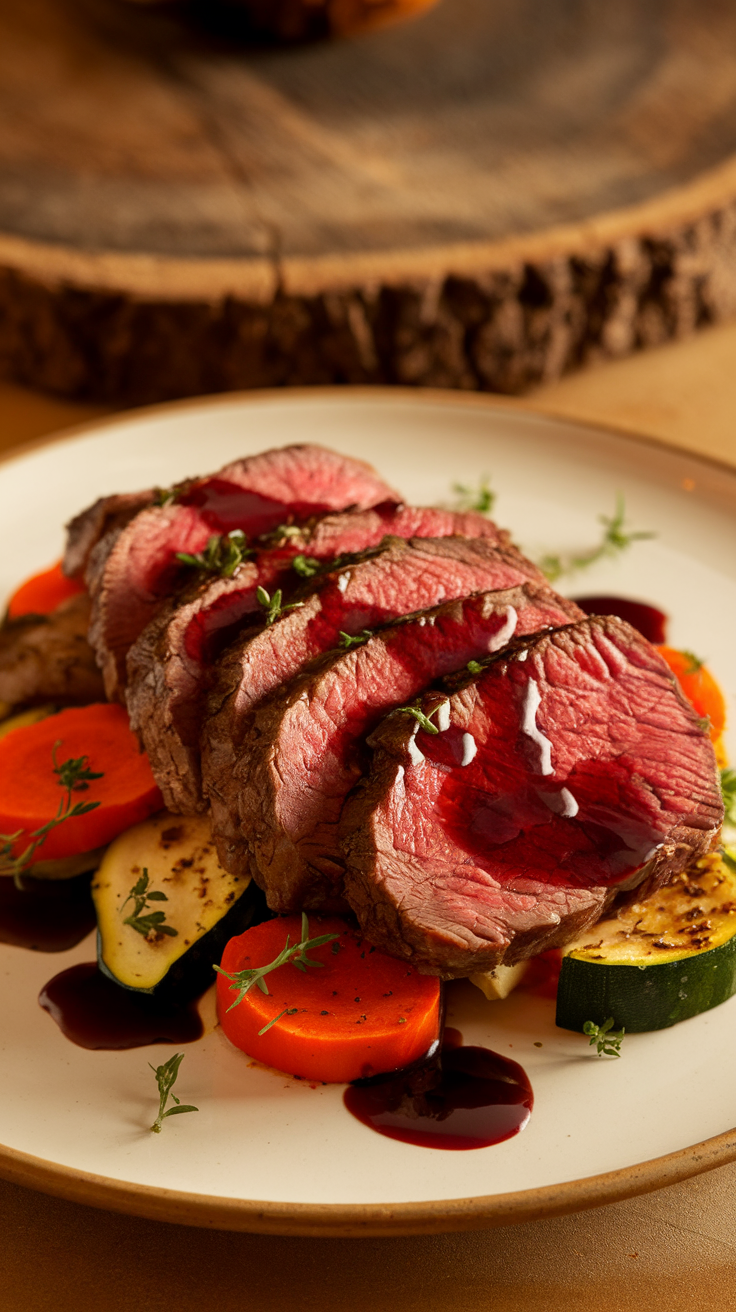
[3,0,736,401]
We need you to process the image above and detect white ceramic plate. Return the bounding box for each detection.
[1,389,735,1236]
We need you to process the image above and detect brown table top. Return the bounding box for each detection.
[2,328,736,1310]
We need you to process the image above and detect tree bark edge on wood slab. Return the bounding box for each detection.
[2,174,736,406]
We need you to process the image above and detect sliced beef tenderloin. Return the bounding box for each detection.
[203,535,545,881]
[340,615,724,977]
[64,490,155,580]
[0,594,105,709]
[125,504,507,815]
[234,583,583,914]
[85,444,400,701]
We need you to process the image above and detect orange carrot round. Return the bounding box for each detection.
[658,646,726,741]
[7,560,85,620]
[217,915,441,1083]
[0,704,163,862]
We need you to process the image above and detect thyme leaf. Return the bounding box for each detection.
[259,524,304,547]
[153,484,179,508]
[339,629,373,650]
[176,530,252,578]
[681,650,704,675]
[451,476,495,516]
[583,1017,625,1058]
[395,698,450,736]
[214,912,339,1012]
[256,586,305,626]
[292,554,322,578]
[540,495,655,582]
[149,1053,198,1133]
[0,743,103,883]
[258,1006,299,1036]
[121,868,177,938]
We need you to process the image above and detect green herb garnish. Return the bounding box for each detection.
[260,524,304,546]
[121,868,177,939]
[452,477,495,516]
[540,495,655,582]
[258,1006,299,1036]
[681,650,704,675]
[583,1017,625,1058]
[339,629,373,650]
[176,530,252,578]
[0,744,103,883]
[466,660,484,674]
[720,768,736,827]
[153,485,179,508]
[214,913,339,1012]
[395,698,449,736]
[292,554,322,578]
[256,586,305,626]
[149,1053,198,1133]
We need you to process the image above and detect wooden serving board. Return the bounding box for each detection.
[3,0,736,403]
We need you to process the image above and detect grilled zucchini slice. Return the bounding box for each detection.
[92,810,269,999]
[556,852,736,1033]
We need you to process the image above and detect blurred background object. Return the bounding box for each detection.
[121,0,441,43]
[2,0,736,405]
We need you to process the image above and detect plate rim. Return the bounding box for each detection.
[1,383,734,1234]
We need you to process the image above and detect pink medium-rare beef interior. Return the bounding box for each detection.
[341,616,724,976]
[233,583,584,913]
[204,535,544,874]
[83,444,402,700]
[125,504,508,815]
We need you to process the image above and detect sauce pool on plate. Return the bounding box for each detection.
[344,1028,534,1150]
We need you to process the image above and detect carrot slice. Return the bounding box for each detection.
[7,560,85,619]
[0,704,163,863]
[217,916,441,1083]
[658,646,726,741]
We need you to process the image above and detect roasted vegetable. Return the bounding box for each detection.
[93,811,269,999]
[556,852,736,1033]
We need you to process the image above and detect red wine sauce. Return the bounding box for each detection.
[0,873,95,952]
[572,595,667,644]
[39,962,203,1049]
[344,1032,533,1150]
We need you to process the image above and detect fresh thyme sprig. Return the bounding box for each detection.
[721,768,736,828]
[540,495,655,583]
[339,629,373,650]
[259,1006,299,1036]
[176,530,252,579]
[121,868,177,938]
[149,1053,198,1133]
[583,1017,625,1058]
[681,650,704,675]
[256,586,305,626]
[214,913,339,1012]
[395,698,449,736]
[451,476,495,516]
[292,554,322,578]
[0,744,103,882]
[260,524,304,546]
[153,484,179,508]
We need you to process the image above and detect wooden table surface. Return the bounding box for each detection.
[2,328,736,1310]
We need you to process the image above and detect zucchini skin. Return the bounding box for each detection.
[97,880,272,1002]
[556,933,736,1033]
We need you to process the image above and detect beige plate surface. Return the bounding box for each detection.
[0,388,735,1236]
